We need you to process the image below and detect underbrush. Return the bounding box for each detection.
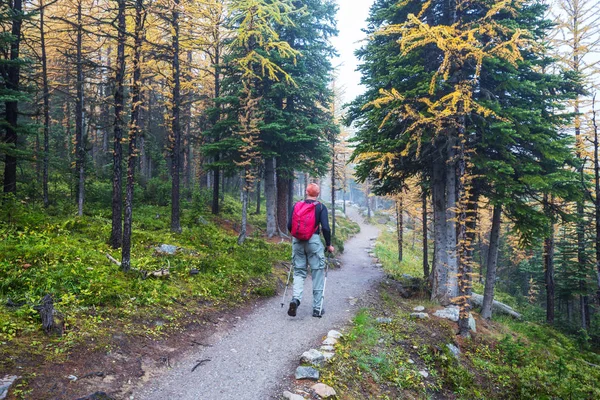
[320,285,600,399]
[0,196,288,367]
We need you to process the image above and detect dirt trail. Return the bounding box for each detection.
[136,206,383,400]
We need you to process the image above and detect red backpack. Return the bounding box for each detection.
[291,201,320,240]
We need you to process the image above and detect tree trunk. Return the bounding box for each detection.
[544,193,555,324]
[121,0,144,272]
[40,2,50,206]
[75,1,85,216]
[170,0,182,233]
[445,137,459,305]
[276,167,289,234]
[238,171,250,245]
[366,181,371,219]
[592,95,600,305]
[110,0,126,248]
[422,190,429,277]
[482,204,502,319]
[265,157,277,237]
[255,178,261,214]
[431,152,448,302]
[331,159,336,240]
[396,194,403,262]
[2,0,22,195]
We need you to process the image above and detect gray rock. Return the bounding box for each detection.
[413,306,425,312]
[295,366,319,380]
[433,306,476,331]
[0,376,19,400]
[327,330,342,339]
[282,391,305,400]
[408,359,415,364]
[377,217,388,224]
[301,349,325,366]
[369,237,377,241]
[322,337,338,345]
[410,312,429,319]
[375,263,383,268]
[190,269,199,275]
[446,343,461,359]
[322,352,335,361]
[348,297,358,305]
[320,345,335,352]
[68,374,78,381]
[419,370,429,378]
[311,383,336,398]
[196,216,209,225]
[155,244,178,255]
[469,314,477,332]
[376,317,392,324]
[401,273,416,280]
[433,306,460,322]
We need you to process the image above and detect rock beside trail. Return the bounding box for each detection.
[311,383,336,398]
[410,312,429,319]
[0,376,19,400]
[321,345,335,352]
[376,317,392,324]
[295,366,319,381]
[323,337,338,345]
[283,390,305,400]
[327,330,342,339]
[322,352,335,361]
[433,306,477,332]
[419,370,429,379]
[413,306,425,312]
[301,349,325,367]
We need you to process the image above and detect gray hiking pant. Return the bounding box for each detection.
[292,233,325,311]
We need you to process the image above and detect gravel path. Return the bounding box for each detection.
[137,206,383,400]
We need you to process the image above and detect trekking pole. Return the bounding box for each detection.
[318,252,331,317]
[281,261,293,308]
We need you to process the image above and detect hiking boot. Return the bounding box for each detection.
[288,298,300,317]
[312,308,325,318]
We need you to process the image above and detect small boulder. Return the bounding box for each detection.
[295,366,319,380]
[0,376,20,400]
[446,343,461,359]
[327,330,342,339]
[322,352,335,361]
[469,314,477,332]
[320,345,335,352]
[375,263,383,268]
[433,306,460,322]
[155,244,178,255]
[322,337,338,346]
[301,349,325,367]
[413,306,425,312]
[282,391,305,400]
[410,312,429,319]
[376,317,392,324]
[419,370,429,378]
[311,383,336,398]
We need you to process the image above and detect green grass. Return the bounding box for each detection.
[0,195,290,365]
[373,224,426,279]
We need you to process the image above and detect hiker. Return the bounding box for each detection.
[287,183,334,318]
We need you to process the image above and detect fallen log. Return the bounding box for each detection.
[471,293,522,320]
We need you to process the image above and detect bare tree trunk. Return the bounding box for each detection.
[255,178,261,214]
[265,157,277,237]
[2,0,22,195]
[396,194,403,262]
[431,152,448,302]
[482,204,502,319]
[121,0,144,272]
[592,95,600,305]
[40,2,50,206]
[238,171,250,245]
[276,168,289,234]
[75,1,85,216]
[544,193,555,324]
[110,0,126,248]
[422,190,429,277]
[331,159,336,240]
[170,0,182,233]
[445,137,459,304]
[366,181,371,219]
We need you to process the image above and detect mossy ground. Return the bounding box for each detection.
[317,219,600,399]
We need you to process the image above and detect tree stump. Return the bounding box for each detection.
[33,294,64,336]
